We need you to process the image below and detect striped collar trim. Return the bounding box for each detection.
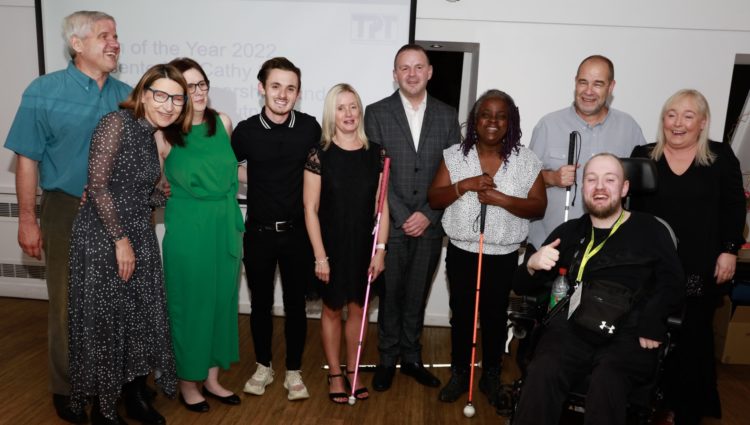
[259,109,296,129]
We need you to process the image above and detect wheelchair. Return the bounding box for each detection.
[503,157,682,424]
[505,291,681,424]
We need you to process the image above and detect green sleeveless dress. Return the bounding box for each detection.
[163,118,244,380]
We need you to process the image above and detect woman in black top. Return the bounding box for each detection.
[303,83,389,403]
[630,89,745,425]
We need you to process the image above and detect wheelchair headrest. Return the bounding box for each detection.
[621,157,658,195]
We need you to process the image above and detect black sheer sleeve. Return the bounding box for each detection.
[305,146,321,175]
[87,112,126,241]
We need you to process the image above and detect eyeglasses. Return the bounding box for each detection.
[187,80,210,94]
[147,87,187,106]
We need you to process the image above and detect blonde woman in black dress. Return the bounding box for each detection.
[303,83,389,404]
[630,89,745,425]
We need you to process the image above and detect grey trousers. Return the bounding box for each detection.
[40,190,80,395]
[377,234,443,366]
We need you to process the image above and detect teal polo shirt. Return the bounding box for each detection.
[4,61,132,197]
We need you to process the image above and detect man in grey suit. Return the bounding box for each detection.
[364,44,460,392]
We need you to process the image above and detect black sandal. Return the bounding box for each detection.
[327,373,349,404]
[346,370,369,400]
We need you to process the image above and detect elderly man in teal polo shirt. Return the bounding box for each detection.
[4,11,131,424]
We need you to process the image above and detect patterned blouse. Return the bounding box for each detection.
[441,144,543,255]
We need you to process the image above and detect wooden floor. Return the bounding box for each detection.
[0,297,748,425]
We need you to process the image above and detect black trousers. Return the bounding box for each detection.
[243,224,312,370]
[446,243,517,370]
[513,312,658,425]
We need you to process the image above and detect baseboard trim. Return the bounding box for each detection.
[0,280,451,327]
[0,278,48,300]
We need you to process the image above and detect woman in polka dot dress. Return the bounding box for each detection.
[67,64,193,425]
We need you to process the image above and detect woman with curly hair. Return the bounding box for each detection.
[428,89,546,407]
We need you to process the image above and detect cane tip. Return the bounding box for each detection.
[463,404,476,418]
[348,396,356,406]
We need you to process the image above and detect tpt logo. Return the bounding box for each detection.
[351,14,398,43]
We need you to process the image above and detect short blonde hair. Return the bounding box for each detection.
[652,89,715,166]
[320,83,368,151]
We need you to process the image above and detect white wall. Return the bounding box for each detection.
[0,1,46,300]
[0,0,37,194]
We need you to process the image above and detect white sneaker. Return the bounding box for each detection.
[283,370,310,401]
[243,363,274,395]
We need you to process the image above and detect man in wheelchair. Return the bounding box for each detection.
[511,153,684,425]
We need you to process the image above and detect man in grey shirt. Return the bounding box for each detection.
[527,55,646,249]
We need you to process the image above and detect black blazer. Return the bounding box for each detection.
[364,91,460,238]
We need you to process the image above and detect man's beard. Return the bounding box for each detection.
[585,199,621,220]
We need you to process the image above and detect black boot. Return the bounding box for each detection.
[438,366,469,402]
[479,366,511,413]
[52,394,89,424]
[123,376,166,425]
[91,398,128,425]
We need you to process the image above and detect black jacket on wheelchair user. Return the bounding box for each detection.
[514,211,685,342]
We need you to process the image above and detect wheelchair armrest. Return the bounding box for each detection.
[522,291,550,307]
[664,304,685,330]
[508,290,551,340]
[666,314,682,330]
[508,289,549,318]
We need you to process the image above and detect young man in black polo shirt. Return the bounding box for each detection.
[231,57,321,401]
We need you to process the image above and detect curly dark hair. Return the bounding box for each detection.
[461,89,522,159]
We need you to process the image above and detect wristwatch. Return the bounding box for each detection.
[376,243,388,252]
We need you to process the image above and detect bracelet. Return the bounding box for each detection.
[314,257,329,265]
[454,182,462,197]
[375,243,387,251]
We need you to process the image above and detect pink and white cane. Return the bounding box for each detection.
[349,157,391,406]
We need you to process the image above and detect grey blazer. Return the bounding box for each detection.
[365,91,460,238]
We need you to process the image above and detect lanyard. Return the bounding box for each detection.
[575,211,626,283]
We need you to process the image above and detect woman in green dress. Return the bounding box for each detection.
[159,57,244,412]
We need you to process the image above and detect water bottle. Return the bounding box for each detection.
[549,267,569,310]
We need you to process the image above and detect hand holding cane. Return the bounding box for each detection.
[349,157,391,405]
[563,131,578,222]
[464,202,488,418]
